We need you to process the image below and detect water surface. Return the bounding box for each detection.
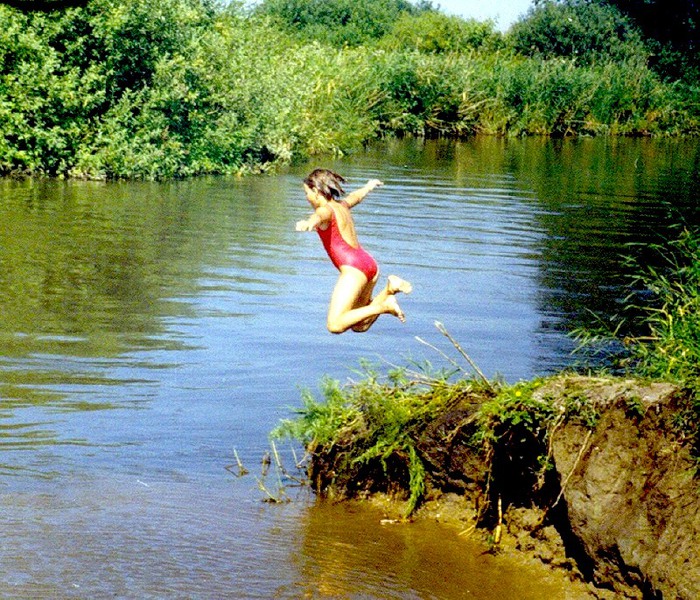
[1,137,699,598]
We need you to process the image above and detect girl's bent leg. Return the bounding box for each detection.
[363,275,412,329]
[352,275,412,331]
[350,275,379,332]
[327,269,405,334]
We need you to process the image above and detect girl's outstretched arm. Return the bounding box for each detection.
[345,179,383,208]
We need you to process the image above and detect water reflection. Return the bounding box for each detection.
[285,500,575,600]
[1,137,699,597]
[5,138,697,409]
[0,180,189,361]
[522,138,700,331]
[0,176,287,401]
[0,175,299,460]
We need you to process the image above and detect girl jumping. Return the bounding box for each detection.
[295,168,412,334]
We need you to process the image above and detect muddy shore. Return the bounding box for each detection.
[304,376,700,599]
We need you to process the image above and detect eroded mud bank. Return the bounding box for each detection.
[306,376,700,600]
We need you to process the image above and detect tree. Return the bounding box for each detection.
[509,0,649,65]
[0,0,89,10]
[594,0,700,79]
[254,0,432,46]
[381,11,501,53]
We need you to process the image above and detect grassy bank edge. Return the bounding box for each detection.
[271,363,696,518]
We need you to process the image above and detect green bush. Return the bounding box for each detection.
[254,0,424,47]
[0,6,100,175]
[89,0,217,100]
[587,59,676,134]
[508,0,649,66]
[0,0,697,179]
[380,11,502,54]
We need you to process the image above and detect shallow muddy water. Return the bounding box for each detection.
[1,137,699,598]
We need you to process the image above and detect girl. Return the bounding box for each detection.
[295,168,412,334]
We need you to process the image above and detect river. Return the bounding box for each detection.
[1,137,698,598]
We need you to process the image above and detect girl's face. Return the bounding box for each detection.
[304,184,324,208]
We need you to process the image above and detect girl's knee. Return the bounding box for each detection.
[326,318,346,334]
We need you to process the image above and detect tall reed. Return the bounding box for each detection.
[625,229,700,388]
[574,227,700,394]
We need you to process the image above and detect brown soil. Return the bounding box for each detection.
[306,376,700,600]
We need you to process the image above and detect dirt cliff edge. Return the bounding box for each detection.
[544,378,700,599]
[307,376,700,599]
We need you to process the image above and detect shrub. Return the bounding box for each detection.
[508,0,649,66]
[254,0,423,47]
[0,0,697,179]
[380,11,503,54]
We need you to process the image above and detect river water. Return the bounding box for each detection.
[1,137,699,598]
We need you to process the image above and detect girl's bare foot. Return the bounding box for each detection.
[387,275,413,295]
[384,295,406,323]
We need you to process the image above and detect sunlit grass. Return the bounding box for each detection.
[272,361,489,515]
[624,229,700,388]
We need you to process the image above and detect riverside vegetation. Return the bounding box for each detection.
[1,0,700,179]
[4,0,699,594]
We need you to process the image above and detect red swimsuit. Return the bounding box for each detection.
[317,202,378,281]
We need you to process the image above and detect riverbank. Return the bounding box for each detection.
[282,374,700,599]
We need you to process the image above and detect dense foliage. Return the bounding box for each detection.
[0,0,698,179]
[598,0,700,80]
[253,0,430,46]
[509,0,649,65]
[380,11,502,54]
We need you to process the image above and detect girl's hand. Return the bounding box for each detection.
[344,179,384,208]
[296,219,314,231]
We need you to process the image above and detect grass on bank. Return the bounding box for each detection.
[272,363,473,515]
[271,360,607,517]
[273,228,700,516]
[576,228,700,389]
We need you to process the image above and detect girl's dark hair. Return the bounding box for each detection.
[304,168,346,200]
